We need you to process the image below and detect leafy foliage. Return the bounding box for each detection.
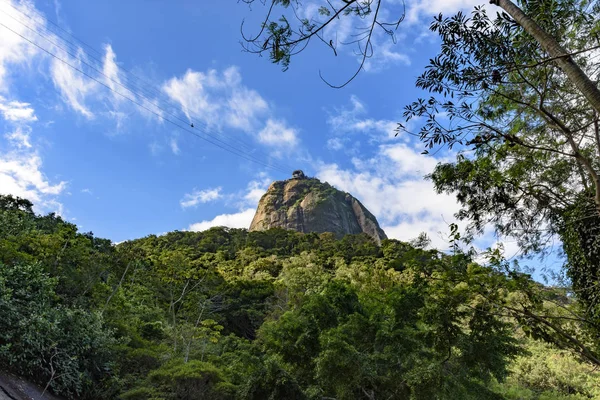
[240,0,405,86]
[493,339,600,399]
[0,262,117,398]
[403,0,600,328]
[0,194,598,399]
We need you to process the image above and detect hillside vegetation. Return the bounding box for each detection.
[1,195,599,399]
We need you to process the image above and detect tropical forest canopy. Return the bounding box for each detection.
[242,0,600,363]
[4,0,600,398]
[1,194,600,400]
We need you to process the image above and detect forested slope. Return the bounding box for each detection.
[1,195,599,399]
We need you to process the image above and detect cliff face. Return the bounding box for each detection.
[249,176,387,244]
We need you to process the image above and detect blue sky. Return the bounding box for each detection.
[0,0,560,267]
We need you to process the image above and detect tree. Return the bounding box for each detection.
[240,0,600,99]
[240,0,406,87]
[258,263,524,399]
[400,0,600,325]
[4,193,600,398]
[490,0,600,114]
[0,263,117,398]
[240,0,600,360]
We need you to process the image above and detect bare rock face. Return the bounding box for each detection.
[0,370,63,400]
[249,175,387,244]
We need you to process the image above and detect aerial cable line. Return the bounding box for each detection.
[3,3,291,168]
[2,4,295,172]
[4,2,291,163]
[1,8,166,106]
[3,1,168,102]
[4,0,104,56]
[13,6,296,171]
[0,10,293,172]
[0,22,290,173]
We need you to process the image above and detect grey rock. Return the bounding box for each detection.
[249,176,387,244]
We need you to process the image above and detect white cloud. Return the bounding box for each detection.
[1,4,149,124]
[381,144,440,177]
[3,0,299,163]
[227,86,269,131]
[242,175,271,206]
[0,96,38,122]
[50,49,99,118]
[163,69,221,124]
[296,1,410,72]
[406,0,485,24]
[0,1,44,92]
[181,187,223,208]
[188,208,256,232]
[163,66,302,160]
[363,39,411,72]
[0,39,64,213]
[185,175,270,231]
[316,142,460,249]
[102,44,124,101]
[162,66,269,133]
[148,141,162,156]
[257,119,298,148]
[327,137,345,151]
[106,110,128,132]
[5,127,32,148]
[297,2,354,47]
[170,136,180,155]
[0,150,66,211]
[327,95,398,142]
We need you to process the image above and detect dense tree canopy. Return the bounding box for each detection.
[1,194,600,399]
[240,0,600,363]
[399,0,600,327]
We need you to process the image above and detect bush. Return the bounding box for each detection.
[122,360,235,400]
[0,263,118,399]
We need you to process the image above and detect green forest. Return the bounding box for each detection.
[2,194,600,400]
[3,0,600,398]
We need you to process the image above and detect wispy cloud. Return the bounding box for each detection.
[327,95,398,148]
[5,127,32,148]
[169,136,180,155]
[50,49,99,118]
[258,119,298,148]
[0,57,65,214]
[296,1,411,73]
[405,0,485,24]
[0,1,44,92]
[363,39,411,72]
[102,44,124,102]
[0,96,38,122]
[148,141,162,156]
[163,67,300,157]
[0,149,66,213]
[326,137,345,151]
[186,175,271,232]
[1,2,154,128]
[241,175,271,207]
[316,143,459,249]
[188,208,256,232]
[1,0,302,164]
[181,187,223,208]
[162,66,268,132]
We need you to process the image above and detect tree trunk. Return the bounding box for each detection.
[490,0,600,115]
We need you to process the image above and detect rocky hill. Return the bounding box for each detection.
[249,171,387,244]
